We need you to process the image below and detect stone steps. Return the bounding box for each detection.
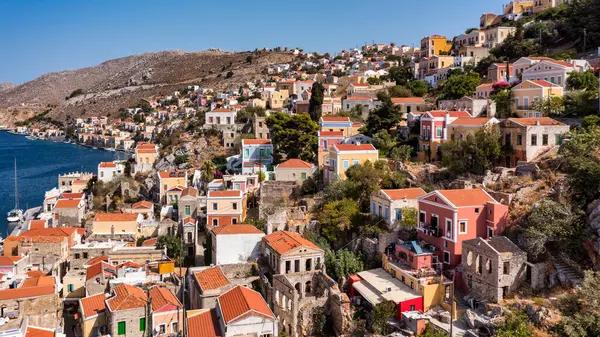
[554,260,584,287]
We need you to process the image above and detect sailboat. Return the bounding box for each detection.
[6,158,24,224]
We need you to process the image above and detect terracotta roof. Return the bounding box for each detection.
[167,185,185,192]
[508,117,565,126]
[381,188,427,201]
[86,261,116,281]
[218,286,275,324]
[207,190,242,198]
[333,143,377,151]
[451,117,494,126]
[61,193,84,199]
[263,231,321,255]
[351,83,369,87]
[26,270,47,277]
[319,131,344,137]
[22,276,55,288]
[142,238,157,247]
[99,162,117,168]
[242,139,271,145]
[529,80,559,88]
[277,158,314,169]
[94,213,139,222]
[427,110,472,118]
[391,97,425,104]
[25,327,55,337]
[5,236,64,243]
[118,261,141,269]
[194,266,230,292]
[0,256,25,265]
[149,287,181,311]
[73,179,89,184]
[182,217,196,225]
[321,116,351,122]
[158,170,187,179]
[181,187,198,198]
[106,284,147,311]
[345,96,372,101]
[212,224,263,235]
[546,59,573,67]
[211,108,234,113]
[54,198,82,208]
[436,189,496,207]
[477,83,494,89]
[188,310,223,337]
[0,286,55,300]
[81,293,108,318]
[85,256,108,265]
[28,219,46,230]
[132,200,153,209]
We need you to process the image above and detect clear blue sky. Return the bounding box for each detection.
[0,0,507,84]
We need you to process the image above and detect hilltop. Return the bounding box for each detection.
[0,50,295,125]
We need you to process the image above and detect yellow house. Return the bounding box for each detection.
[420,35,452,58]
[275,80,295,93]
[267,89,289,109]
[206,190,247,229]
[91,213,142,239]
[533,0,566,14]
[134,143,159,174]
[63,271,86,301]
[247,98,266,109]
[158,171,188,203]
[324,143,379,183]
[511,80,564,117]
[79,293,108,337]
[71,179,89,194]
[338,76,367,90]
[504,0,533,15]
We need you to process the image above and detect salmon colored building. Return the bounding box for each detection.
[417,189,508,266]
[206,190,246,229]
[149,287,184,336]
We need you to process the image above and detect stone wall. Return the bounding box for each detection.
[108,306,146,337]
[529,262,547,291]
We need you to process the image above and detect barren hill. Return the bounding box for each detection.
[0,50,296,125]
[0,82,15,92]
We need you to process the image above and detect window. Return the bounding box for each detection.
[244,149,249,157]
[212,218,218,227]
[343,160,349,169]
[185,205,191,216]
[378,205,382,217]
[475,208,480,214]
[117,322,126,335]
[445,219,452,238]
[459,221,467,234]
[488,227,494,238]
[323,140,328,149]
[384,207,389,220]
[163,184,167,192]
[443,251,450,264]
[419,211,426,223]
[555,134,563,145]
[371,202,376,214]
[212,203,218,211]
[139,318,146,332]
[410,280,414,289]
[232,218,237,224]
[301,172,307,180]
[159,324,166,334]
[172,323,178,333]
[517,134,522,145]
[232,202,238,210]
[436,127,442,138]
[410,304,416,311]
[352,159,359,166]
[503,262,510,275]
[395,209,402,221]
[187,232,193,242]
[542,134,548,146]
[531,134,537,146]
[68,284,74,292]
[75,253,80,259]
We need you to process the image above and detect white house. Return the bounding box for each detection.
[205,108,237,125]
[370,188,427,227]
[522,59,581,88]
[216,285,278,337]
[210,224,265,265]
[98,161,125,183]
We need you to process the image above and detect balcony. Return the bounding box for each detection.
[420,135,431,141]
[421,223,443,237]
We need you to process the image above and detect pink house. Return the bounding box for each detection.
[487,63,515,83]
[417,110,472,161]
[317,131,344,168]
[394,241,434,270]
[417,189,508,266]
[150,287,184,336]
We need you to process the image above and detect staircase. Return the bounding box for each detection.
[554,259,584,287]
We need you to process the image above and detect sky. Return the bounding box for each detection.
[0,0,507,84]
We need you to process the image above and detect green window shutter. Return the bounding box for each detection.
[139,318,146,331]
[118,321,126,335]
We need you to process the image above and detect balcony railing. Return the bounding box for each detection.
[421,224,443,237]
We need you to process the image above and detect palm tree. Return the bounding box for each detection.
[200,161,216,189]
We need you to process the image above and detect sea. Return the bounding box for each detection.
[0,131,127,236]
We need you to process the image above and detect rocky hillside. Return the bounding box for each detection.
[0,82,15,92]
[0,50,296,125]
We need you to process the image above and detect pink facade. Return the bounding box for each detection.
[398,297,424,318]
[318,131,344,151]
[395,243,433,270]
[417,189,508,266]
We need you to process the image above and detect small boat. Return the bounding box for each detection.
[7,158,24,224]
[108,148,116,152]
[92,147,98,150]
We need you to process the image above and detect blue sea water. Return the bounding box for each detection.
[0,131,126,236]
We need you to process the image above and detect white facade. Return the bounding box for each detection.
[98,162,125,183]
[205,109,237,125]
[212,232,265,265]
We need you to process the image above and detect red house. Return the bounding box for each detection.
[417,110,472,161]
[417,189,508,266]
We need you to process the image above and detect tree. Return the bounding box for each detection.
[226,71,234,79]
[367,77,382,85]
[475,55,501,79]
[389,145,414,162]
[563,90,599,117]
[581,115,600,130]
[266,112,319,163]
[496,311,533,337]
[556,271,600,337]
[532,96,564,116]
[492,90,513,118]
[440,70,481,100]
[236,106,266,123]
[330,249,364,282]
[156,235,184,261]
[373,130,397,156]
[398,207,418,229]
[388,85,413,98]
[371,301,397,334]
[560,128,600,207]
[200,161,216,186]
[318,198,360,241]
[245,55,253,64]
[409,80,429,97]
[490,25,539,61]
[309,82,325,121]
[440,127,501,175]
[257,171,266,183]
[364,91,402,136]
[386,58,415,86]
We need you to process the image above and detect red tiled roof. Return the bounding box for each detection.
[85,256,108,265]
[0,286,55,300]
[81,293,108,318]
[321,116,351,122]
[5,236,64,243]
[391,97,425,104]
[508,117,565,126]
[22,276,55,288]
[99,162,117,168]
[477,83,494,89]
[188,310,223,337]
[149,287,181,311]
[218,286,275,324]
[208,190,242,198]
[381,188,427,201]
[158,171,187,179]
[182,217,196,225]
[427,110,472,118]
[93,213,139,222]
[142,238,157,247]
[28,220,46,230]
[194,266,230,292]
[436,189,496,207]
[277,159,314,169]
[345,96,372,101]
[181,187,198,198]
[54,199,82,209]
[451,117,495,126]
[546,59,574,68]
[132,200,153,209]
[86,261,116,281]
[106,284,147,311]
[0,256,25,265]
[25,327,55,337]
[319,131,344,137]
[212,224,263,235]
[529,80,559,88]
[211,108,234,113]
[26,270,47,277]
[332,143,377,151]
[61,193,84,199]
[242,139,271,145]
[263,231,321,255]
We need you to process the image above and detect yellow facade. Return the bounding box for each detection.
[81,314,106,337]
[504,0,533,15]
[330,149,378,180]
[421,36,452,57]
[158,175,187,202]
[207,195,247,218]
[267,90,289,109]
[511,80,564,114]
[63,274,86,300]
[92,220,139,236]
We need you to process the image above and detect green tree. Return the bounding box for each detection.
[330,249,364,281]
[266,112,319,163]
[236,106,266,123]
[563,90,600,117]
[257,171,266,183]
[373,130,397,156]
[475,55,501,79]
[556,271,600,337]
[318,198,360,241]
[490,24,539,60]
[409,80,429,97]
[388,85,413,98]
[201,161,216,186]
[581,115,600,131]
[371,301,397,334]
[440,70,480,100]
[440,127,501,175]
[492,90,514,118]
[566,71,598,91]
[496,311,533,337]
[389,145,414,162]
[309,82,325,121]
[367,77,382,85]
[560,128,600,207]
[398,207,418,229]
[364,91,402,136]
[386,58,415,86]
[532,96,564,116]
[156,235,184,261]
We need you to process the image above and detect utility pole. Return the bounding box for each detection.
[450,272,455,337]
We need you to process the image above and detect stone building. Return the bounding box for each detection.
[461,236,527,303]
[253,115,270,139]
[180,217,198,263]
[177,187,198,220]
[188,266,232,310]
[105,284,148,337]
[0,276,60,330]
